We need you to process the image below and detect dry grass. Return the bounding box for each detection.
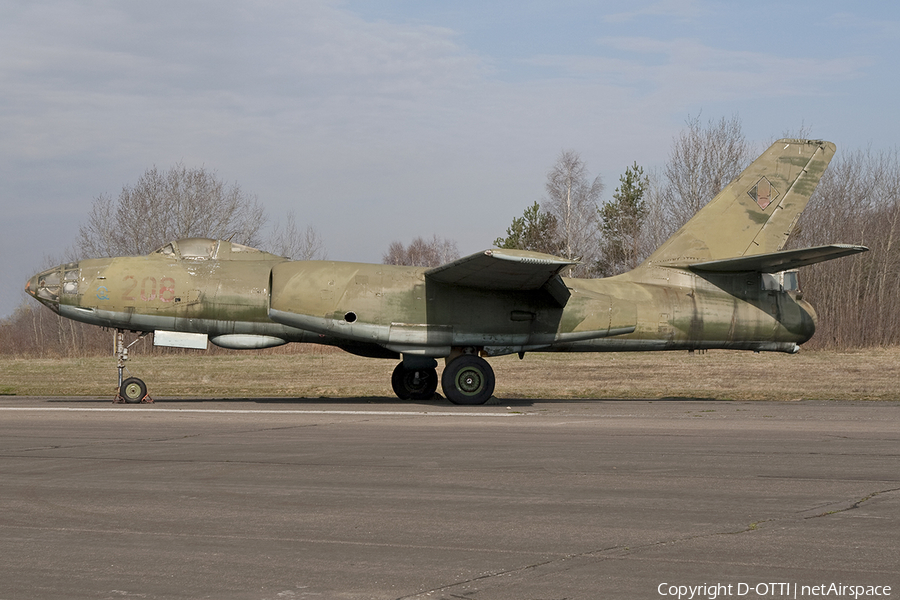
[1,347,897,401]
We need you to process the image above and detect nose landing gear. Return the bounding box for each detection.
[113,329,153,404]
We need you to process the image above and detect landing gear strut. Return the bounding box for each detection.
[113,329,153,404]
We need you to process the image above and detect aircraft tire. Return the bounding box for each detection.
[441,355,495,405]
[120,377,147,404]
[391,363,438,400]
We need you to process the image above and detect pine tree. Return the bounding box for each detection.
[597,162,648,276]
[493,202,560,255]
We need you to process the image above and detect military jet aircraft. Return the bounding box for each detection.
[26,139,866,404]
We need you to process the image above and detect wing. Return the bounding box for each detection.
[425,249,577,306]
[687,244,868,273]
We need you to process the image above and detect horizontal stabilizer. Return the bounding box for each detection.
[687,244,868,274]
[426,249,576,291]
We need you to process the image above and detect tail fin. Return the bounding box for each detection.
[644,139,836,268]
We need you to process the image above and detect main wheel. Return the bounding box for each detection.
[391,363,438,400]
[441,355,495,405]
[120,377,147,404]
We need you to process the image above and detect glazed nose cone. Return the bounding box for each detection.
[25,266,62,312]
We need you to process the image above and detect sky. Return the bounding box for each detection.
[2,0,898,318]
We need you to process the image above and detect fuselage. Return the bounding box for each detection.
[26,238,816,359]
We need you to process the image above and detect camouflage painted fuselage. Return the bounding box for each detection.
[28,242,815,358]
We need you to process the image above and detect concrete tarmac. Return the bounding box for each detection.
[0,396,897,600]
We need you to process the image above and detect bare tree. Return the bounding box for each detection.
[780,122,815,141]
[382,235,460,267]
[543,150,603,275]
[635,167,671,261]
[661,114,750,232]
[268,211,327,260]
[788,146,900,348]
[77,164,267,258]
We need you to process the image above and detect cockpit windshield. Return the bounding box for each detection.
[151,238,217,260]
[151,238,274,261]
[177,238,218,260]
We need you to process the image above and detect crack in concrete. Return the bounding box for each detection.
[396,487,900,599]
[394,550,616,600]
[721,486,900,535]
[800,486,900,519]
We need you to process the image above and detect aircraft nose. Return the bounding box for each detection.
[25,265,70,312]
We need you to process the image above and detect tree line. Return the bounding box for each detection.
[787,146,900,347]
[2,116,897,355]
[493,114,751,276]
[490,116,898,348]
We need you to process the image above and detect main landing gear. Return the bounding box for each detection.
[113,329,153,404]
[391,351,496,405]
[441,354,495,405]
[391,360,439,401]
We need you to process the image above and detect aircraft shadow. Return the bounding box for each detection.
[42,394,722,407]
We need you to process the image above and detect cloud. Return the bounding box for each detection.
[524,36,868,116]
[0,1,483,153]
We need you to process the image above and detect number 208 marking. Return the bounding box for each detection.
[122,276,176,302]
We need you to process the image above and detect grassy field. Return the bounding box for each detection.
[1,347,897,401]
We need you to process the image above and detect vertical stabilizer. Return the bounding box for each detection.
[643,139,835,267]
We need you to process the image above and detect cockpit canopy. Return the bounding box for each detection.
[151,238,282,261]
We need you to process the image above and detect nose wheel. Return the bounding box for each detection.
[119,377,148,403]
[113,329,153,404]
